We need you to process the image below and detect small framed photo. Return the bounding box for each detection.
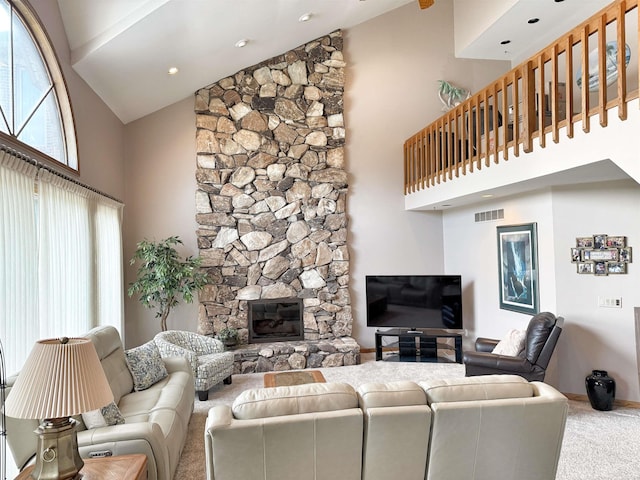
[570,248,581,263]
[581,249,593,261]
[594,261,607,276]
[577,262,594,274]
[607,262,626,274]
[619,247,632,263]
[576,236,594,248]
[593,234,607,249]
[586,249,619,261]
[606,236,626,248]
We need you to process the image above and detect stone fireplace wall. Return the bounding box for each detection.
[194,31,353,348]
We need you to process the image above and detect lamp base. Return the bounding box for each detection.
[31,417,83,480]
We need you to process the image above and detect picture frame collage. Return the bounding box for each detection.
[571,234,632,275]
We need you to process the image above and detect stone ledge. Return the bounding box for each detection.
[228,337,360,374]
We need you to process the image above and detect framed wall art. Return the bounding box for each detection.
[497,223,539,315]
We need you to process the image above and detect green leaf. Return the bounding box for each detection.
[128,236,209,330]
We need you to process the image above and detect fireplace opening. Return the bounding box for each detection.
[248,297,304,343]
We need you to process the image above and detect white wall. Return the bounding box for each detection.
[344,0,509,346]
[442,179,640,401]
[30,0,126,200]
[552,180,640,401]
[121,0,510,348]
[123,97,198,347]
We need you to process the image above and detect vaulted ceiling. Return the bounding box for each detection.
[56,0,609,124]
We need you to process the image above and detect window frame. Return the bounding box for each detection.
[0,0,78,172]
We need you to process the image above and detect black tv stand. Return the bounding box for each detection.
[375,328,463,363]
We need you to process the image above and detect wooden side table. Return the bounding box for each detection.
[15,453,147,480]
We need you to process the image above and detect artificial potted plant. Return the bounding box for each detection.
[128,236,209,331]
[217,327,239,348]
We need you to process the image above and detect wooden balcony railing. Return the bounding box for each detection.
[404,0,639,194]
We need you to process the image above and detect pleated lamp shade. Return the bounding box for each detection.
[5,337,113,419]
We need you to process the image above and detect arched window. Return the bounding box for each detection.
[0,0,77,170]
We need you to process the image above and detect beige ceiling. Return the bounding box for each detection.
[56,0,610,124]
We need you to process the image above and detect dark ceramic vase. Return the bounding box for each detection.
[585,370,616,411]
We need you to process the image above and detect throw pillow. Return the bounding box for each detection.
[81,401,125,429]
[125,340,168,391]
[492,329,526,357]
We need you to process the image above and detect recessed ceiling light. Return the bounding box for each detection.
[528,18,540,24]
[235,39,248,48]
[481,194,494,198]
[441,204,452,207]
[500,40,511,45]
[299,13,312,22]
[167,67,179,75]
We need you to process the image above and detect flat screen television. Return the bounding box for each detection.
[366,275,463,331]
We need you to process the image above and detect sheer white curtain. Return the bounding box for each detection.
[95,200,124,329]
[38,170,93,337]
[0,152,38,376]
[0,156,124,375]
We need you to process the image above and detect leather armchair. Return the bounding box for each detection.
[463,312,564,381]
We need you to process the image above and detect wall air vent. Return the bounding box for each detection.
[474,209,504,222]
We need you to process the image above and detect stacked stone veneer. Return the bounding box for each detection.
[194,30,359,372]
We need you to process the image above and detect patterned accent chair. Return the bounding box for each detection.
[154,330,234,401]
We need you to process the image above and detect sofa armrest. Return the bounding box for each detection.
[475,337,499,352]
[77,422,169,480]
[155,341,197,373]
[162,356,192,376]
[463,351,532,374]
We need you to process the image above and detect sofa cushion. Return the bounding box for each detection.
[84,325,134,404]
[420,374,533,404]
[232,382,358,420]
[357,381,426,408]
[81,401,125,429]
[125,341,168,391]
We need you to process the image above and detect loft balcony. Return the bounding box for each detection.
[404,0,640,210]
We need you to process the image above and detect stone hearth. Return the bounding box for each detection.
[230,337,360,374]
[194,30,358,368]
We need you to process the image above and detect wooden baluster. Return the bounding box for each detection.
[538,54,546,148]
[473,96,480,171]
[431,121,441,185]
[483,91,490,167]
[453,109,460,178]
[436,117,444,183]
[522,61,535,154]
[551,44,560,144]
[513,71,520,157]
[406,138,412,193]
[432,122,437,185]
[464,98,473,173]
[417,130,422,190]
[492,84,499,164]
[581,25,590,133]
[566,34,575,139]
[597,16,608,127]
[447,114,453,181]
[502,76,509,161]
[616,1,627,121]
[460,104,467,176]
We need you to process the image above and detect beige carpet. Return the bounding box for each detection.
[174,354,640,479]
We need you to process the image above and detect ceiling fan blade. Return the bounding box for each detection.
[418,0,435,9]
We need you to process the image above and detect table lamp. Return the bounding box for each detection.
[5,337,114,480]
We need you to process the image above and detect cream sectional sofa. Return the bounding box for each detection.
[6,326,194,480]
[205,374,568,480]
